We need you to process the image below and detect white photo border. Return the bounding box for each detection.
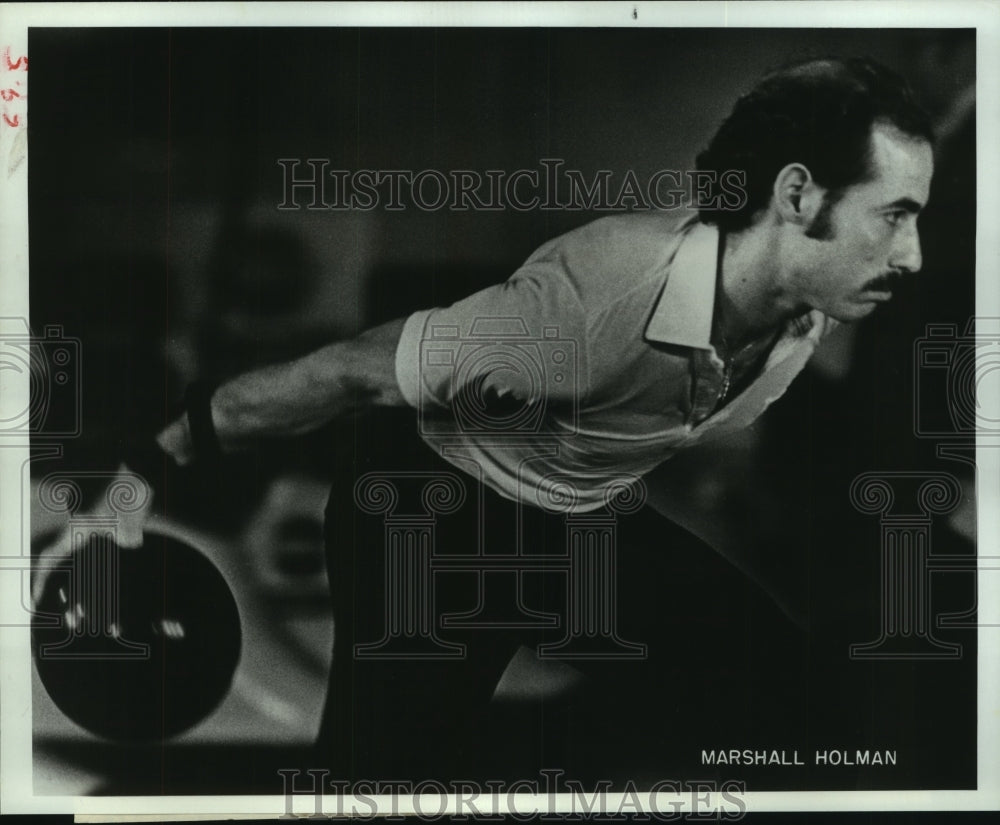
[1,0,997,817]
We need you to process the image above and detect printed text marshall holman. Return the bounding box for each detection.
[702,749,898,766]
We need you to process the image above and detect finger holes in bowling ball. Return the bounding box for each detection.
[31,532,242,742]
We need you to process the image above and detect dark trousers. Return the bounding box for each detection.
[314,409,807,783]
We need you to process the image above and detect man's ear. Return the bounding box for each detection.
[772,163,824,227]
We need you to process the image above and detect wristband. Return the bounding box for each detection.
[184,381,223,463]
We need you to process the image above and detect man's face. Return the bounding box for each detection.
[789,123,934,322]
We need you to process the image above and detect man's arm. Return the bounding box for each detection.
[156,317,407,466]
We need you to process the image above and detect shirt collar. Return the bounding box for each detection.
[644,218,719,349]
[644,218,830,349]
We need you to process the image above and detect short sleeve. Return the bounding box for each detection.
[392,259,589,414]
[395,308,434,408]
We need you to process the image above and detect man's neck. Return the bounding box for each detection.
[715,223,804,350]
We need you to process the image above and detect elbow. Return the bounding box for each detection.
[330,339,407,410]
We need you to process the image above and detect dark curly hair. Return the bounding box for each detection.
[696,57,934,232]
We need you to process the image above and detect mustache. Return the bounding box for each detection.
[864,270,906,292]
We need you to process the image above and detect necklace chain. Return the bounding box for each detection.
[717,337,768,404]
[719,360,733,403]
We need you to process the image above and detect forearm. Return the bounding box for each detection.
[211,351,355,444]
[157,317,408,464]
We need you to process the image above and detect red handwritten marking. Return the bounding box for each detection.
[2,48,28,128]
[3,48,28,71]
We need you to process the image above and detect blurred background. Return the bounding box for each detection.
[26,27,977,794]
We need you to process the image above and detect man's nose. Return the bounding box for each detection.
[891,221,923,274]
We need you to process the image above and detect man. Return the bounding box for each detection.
[158,57,934,778]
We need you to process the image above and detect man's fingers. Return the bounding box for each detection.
[155,416,195,467]
[113,461,154,548]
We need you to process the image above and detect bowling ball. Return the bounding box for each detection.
[32,532,242,742]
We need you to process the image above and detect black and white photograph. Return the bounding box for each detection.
[0,2,998,818]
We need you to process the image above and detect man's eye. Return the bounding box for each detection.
[885,210,907,227]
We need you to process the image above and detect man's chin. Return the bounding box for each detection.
[829,301,881,323]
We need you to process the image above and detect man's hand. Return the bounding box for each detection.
[155,318,408,466]
[156,411,197,467]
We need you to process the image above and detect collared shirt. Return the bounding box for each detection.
[395,212,833,513]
